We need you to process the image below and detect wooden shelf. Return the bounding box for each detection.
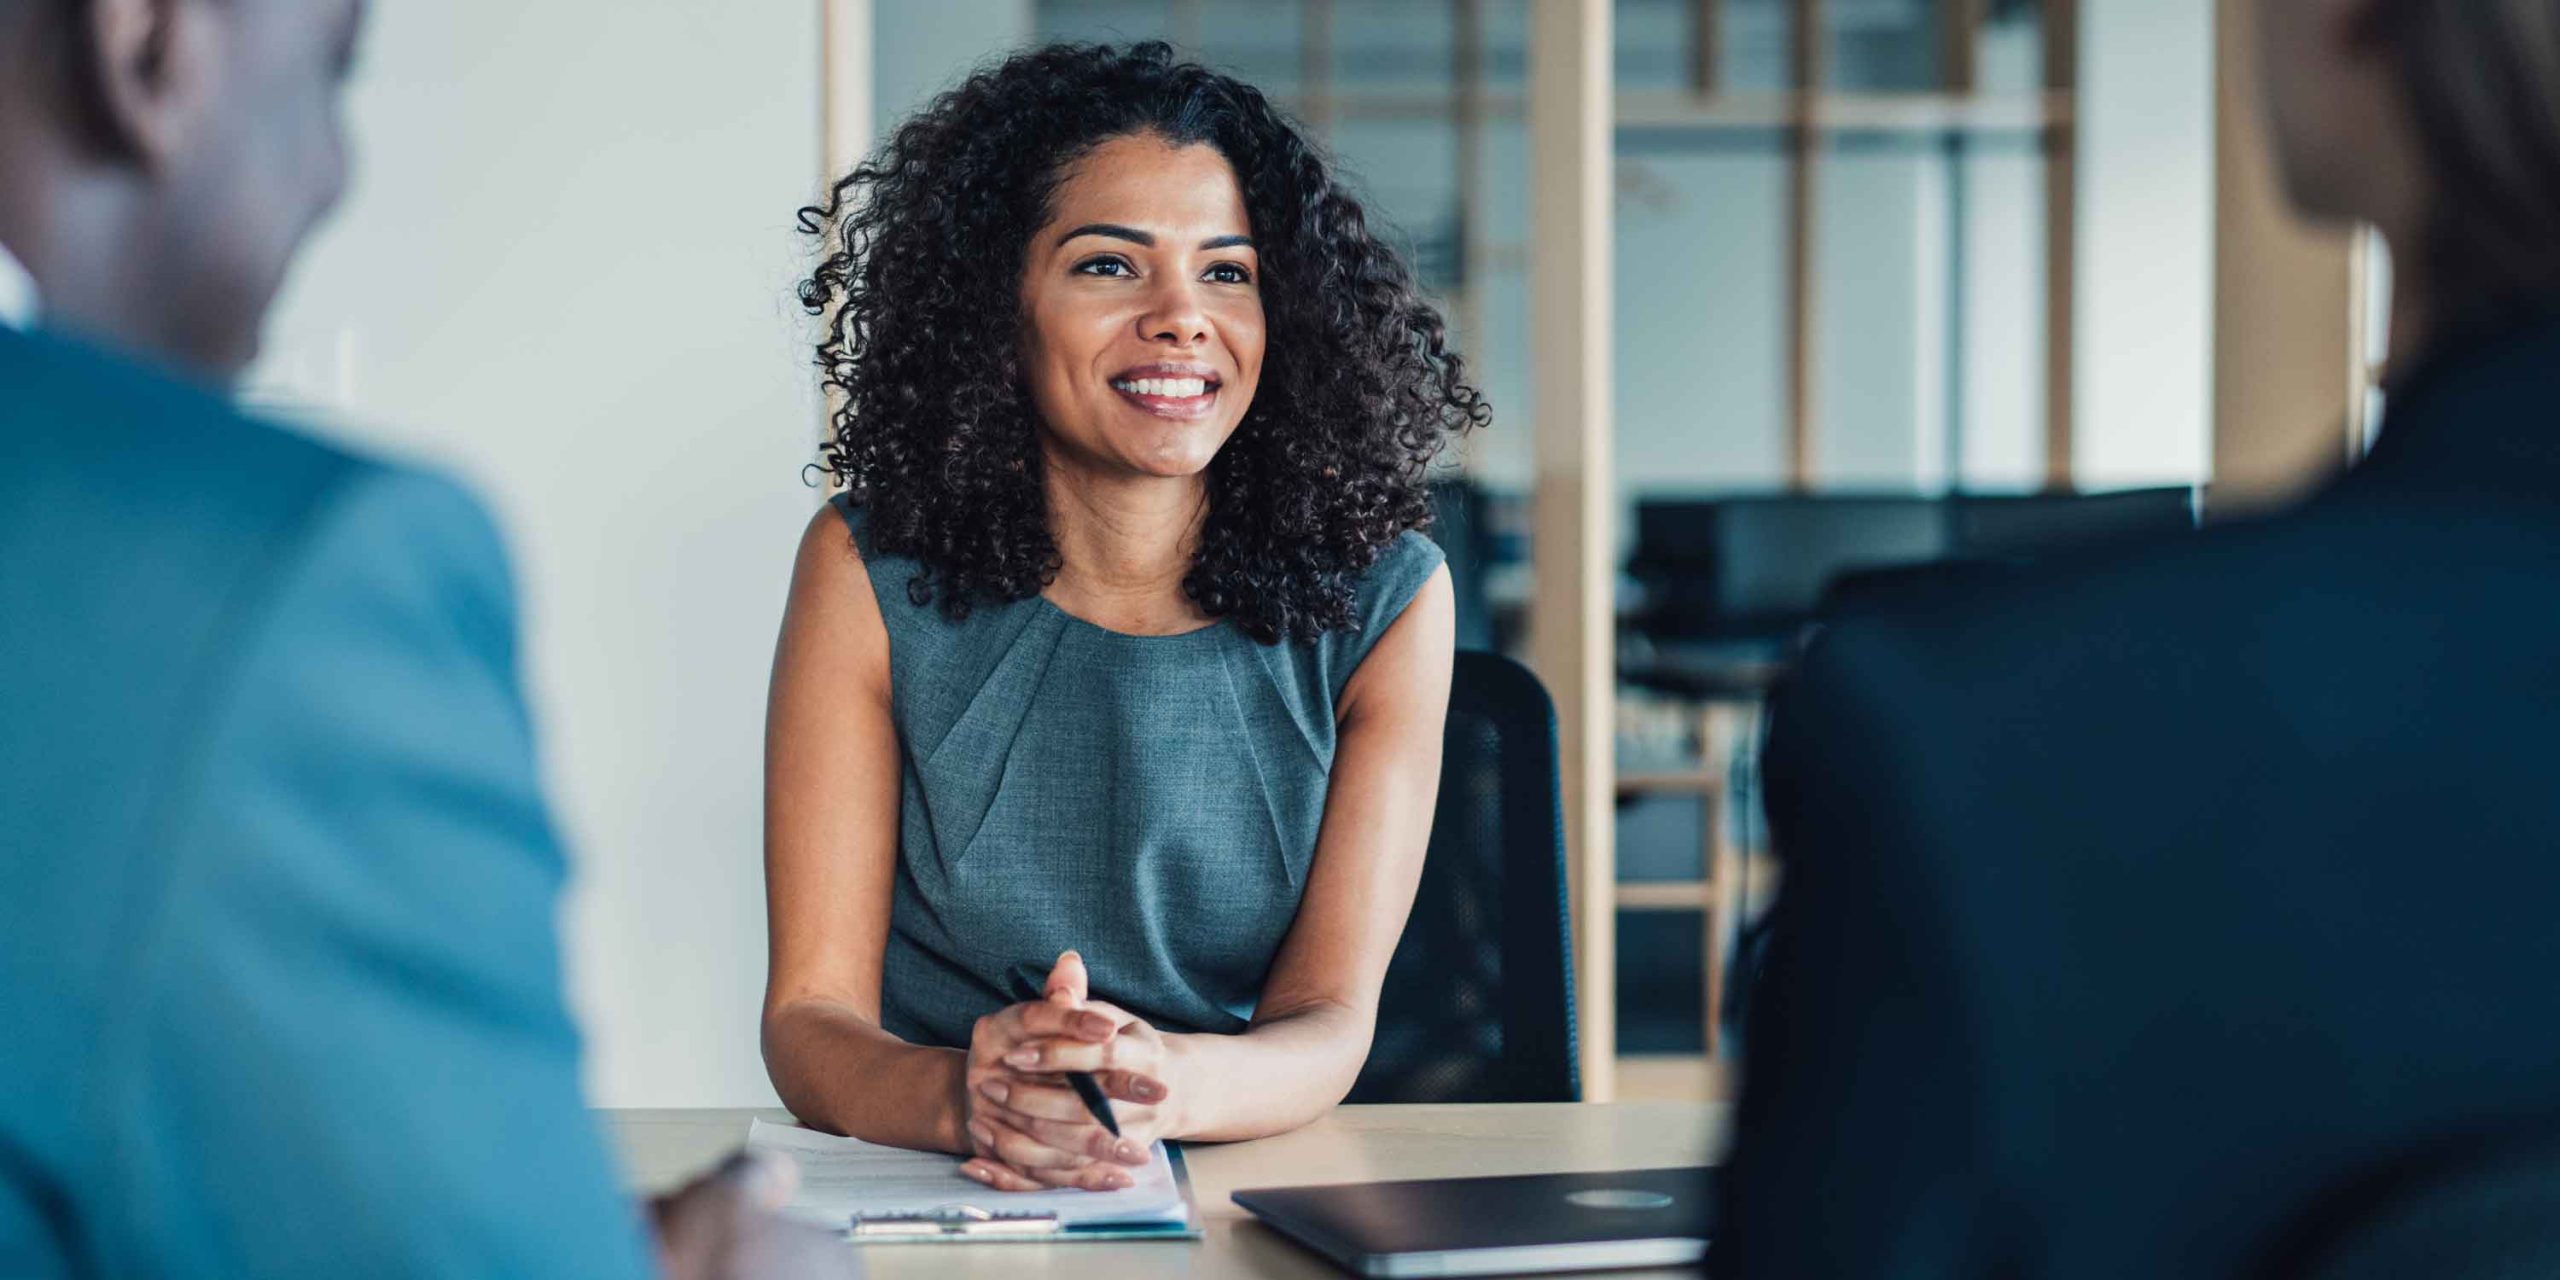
[1620,88,2072,133]
[1616,860,1783,914]
[1615,1053,1732,1102]
[1618,880,1713,910]
[1618,769,1721,793]
[1278,88,2071,133]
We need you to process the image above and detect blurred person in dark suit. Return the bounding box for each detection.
[1721,1,2560,1276]
[0,1,830,1275]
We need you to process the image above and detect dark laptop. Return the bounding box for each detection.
[1231,1166,1714,1277]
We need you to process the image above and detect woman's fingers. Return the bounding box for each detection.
[1094,1068,1168,1105]
[995,1065,1166,1109]
[1009,1002,1118,1043]
[1043,950,1090,1006]
[966,1112,1074,1170]
[979,1076,1091,1124]
[962,1151,1130,1194]
[983,1072,1164,1127]
[1020,1159,1139,1192]
[959,1158,1045,1193]
[1002,1035,1130,1073]
[977,1078,1156,1165]
[1081,998,1141,1028]
[989,1106,1146,1166]
[966,1112,1121,1179]
[972,1001,1114,1057]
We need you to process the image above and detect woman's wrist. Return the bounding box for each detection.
[1153,1031,1202,1141]
[764,1001,974,1154]
[935,1043,975,1154]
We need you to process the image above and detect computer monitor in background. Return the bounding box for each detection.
[1630,496,1950,644]
[1629,487,2200,647]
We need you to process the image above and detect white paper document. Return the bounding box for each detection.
[744,1118,1189,1229]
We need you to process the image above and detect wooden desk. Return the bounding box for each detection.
[603,1103,1725,1278]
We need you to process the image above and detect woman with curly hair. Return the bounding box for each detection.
[760,41,1489,1192]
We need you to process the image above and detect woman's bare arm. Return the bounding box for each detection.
[1161,565,1456,1142]
[760,506,969,1153]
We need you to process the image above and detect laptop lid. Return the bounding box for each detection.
[1232,1166,1714,1278]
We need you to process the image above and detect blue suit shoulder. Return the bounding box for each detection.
[1790,509,2334,714]
[0,324,514,673]
[0,326,361,538]
[0,327,518,859]
[0,329,628,1279]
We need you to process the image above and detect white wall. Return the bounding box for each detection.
[251,2,828,1106]
[2075,0,2216,488]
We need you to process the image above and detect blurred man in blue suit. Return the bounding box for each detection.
[0,2,827,1275]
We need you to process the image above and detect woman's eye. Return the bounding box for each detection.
[1205,263,1253,285]
[1074,257,1133,277]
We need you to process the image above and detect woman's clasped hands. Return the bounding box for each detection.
[961,950,1178,1192]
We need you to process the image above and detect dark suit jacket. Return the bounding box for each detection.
[0,326,651,1277]
[1720,306,2560,1279]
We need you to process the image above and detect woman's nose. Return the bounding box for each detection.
[1137,276,1210,346]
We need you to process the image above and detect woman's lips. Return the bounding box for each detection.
[1109,379,1220,421]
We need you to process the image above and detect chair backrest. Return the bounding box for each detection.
[1346,650,1579,1104]
[2270,1129,2560,1280]
[1427,477,1499,652]
[1949,486,2198,560]
[1630,488,2202,643]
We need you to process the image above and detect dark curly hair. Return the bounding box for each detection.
[797,41,1488,644]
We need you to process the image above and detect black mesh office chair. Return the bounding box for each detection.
[1427,477,1498,652]
[1346,650,1579,1104]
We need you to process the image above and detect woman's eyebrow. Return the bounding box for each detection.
[1058,222,1153,247]
[1055,224,1256,251]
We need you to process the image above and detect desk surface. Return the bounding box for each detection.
[603,1103,1725,1279]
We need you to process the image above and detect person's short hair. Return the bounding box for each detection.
[2383,0,2560,327]
[798,41,1488,644]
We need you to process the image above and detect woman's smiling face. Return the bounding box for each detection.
[1018,132,1266,479]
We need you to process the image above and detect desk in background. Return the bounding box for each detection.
[603,1103,1724,1279]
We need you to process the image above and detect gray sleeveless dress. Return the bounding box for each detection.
[831,494,1445,1049]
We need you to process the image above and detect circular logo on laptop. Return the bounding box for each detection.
[1564,1189,1676,1211]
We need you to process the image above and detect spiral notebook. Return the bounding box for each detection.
[743,1118,1199,1242]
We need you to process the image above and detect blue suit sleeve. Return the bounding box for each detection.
[95,466,656,1279]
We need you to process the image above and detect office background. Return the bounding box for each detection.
[242,0,2356,1109]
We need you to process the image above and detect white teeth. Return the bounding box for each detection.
[1115,376,1210,398]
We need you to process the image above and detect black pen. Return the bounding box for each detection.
[1067,1071,1121,1137]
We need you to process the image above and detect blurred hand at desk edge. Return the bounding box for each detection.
[652,1148,854,1278]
